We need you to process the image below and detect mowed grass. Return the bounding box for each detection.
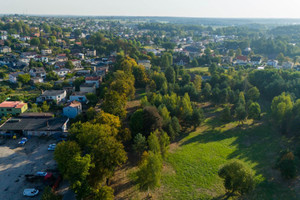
[156,113,299,200]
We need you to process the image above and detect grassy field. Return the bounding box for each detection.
[187,67,209,73]
[153,108,299,200]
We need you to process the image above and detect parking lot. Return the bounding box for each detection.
[0,137,57,200]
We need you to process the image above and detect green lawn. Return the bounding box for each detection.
[157,112,298,199]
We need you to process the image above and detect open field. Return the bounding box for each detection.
[155,111,298,200]
[187,67,209,72]
[0,137,57,200]
[112,106,300,200]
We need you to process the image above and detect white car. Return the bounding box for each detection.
[48,144,56,151]
[23,188,39,197]
[36,172,47,176]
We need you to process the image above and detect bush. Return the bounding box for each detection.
[276,150,297,179]
[218,160,255,195]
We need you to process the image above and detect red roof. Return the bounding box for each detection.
[0,101,27,109]
[236,55,248,61]
[85,76,100,81]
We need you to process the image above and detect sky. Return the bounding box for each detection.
[1,0,300,18]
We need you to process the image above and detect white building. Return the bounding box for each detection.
[36,90,67,103]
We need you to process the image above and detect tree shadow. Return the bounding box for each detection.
[180,120,300,199]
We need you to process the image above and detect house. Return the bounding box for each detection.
[236,55,248,65]
[11,34,20,39]
[74,53,85,60]
[267,60,278,68]
[71,60,82,68]
[0,114,68,136]
[31,77,44,84]
[250,56,262,65]
[9,72,25,83]
[34,55,49,63]
[56,54,68,62]
[80,83,96,94]
[54,68,71,77]
[36,90,67,103]
[29,68,46,78]
[69,92,88,104]
[21,52,37,59]
[282,61,294,69]
[63,101,82,118]
[138,60,151,70]
[85,76,102,88]
[86,50,96,57]
[20,36,31,42]
[0,35,7,40]
[0,46,11,53]
[41,49,52,56]
[0,101,28,116]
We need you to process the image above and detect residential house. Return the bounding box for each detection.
[11,34,20,39]
[80,83,96,94]
[0,46,11,53]
[282,61,294,69]
[34,55,48,63]
[63,101,82,118]
[9,72,24,83]
[0,35,7,40]
[235,55,248,65]
[74,53,85,60]
[0,114,68,136]
[71,60,82,68]
[267,60,278,68]
[138,60,151,70]
[250,56,262,65]
[54,68,71,77]
[0,101,28,116]
[41,49,52,56]
[29,68,46,78]
[31,77,44,84]
[86,49,96,57]
[56,54,68,62]
[36,90,67,103]
[69,92,88,104]
[85,76,102,88]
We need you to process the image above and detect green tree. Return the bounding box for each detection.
[132,133,147,156]
[30,37,40,46]
[221,106,232,122]
[147,132,161,155]
[165,67,175,84]
[41,186,62,200]
[17,73,31,84]
[180,93,193,120]
[102,90,127,119]
[65,60,75,69]
[235,104,247,124]
[130,109,144,135]
[41,101,50,112]
[246,87,260,102]
[190,107,204,129]
[277,151,297,179]
[271,92,293,133]
[248,102,261,120]
[193,75,202,93]
[136,151,162,192]
[218,160,255,195]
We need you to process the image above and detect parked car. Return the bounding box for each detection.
[36,172,47,177]
[18,137,28,145]
[48,144,56,151]
[23,188,39,197]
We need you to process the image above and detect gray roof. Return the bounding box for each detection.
[42,90,65,96]
[0,117,68,132]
